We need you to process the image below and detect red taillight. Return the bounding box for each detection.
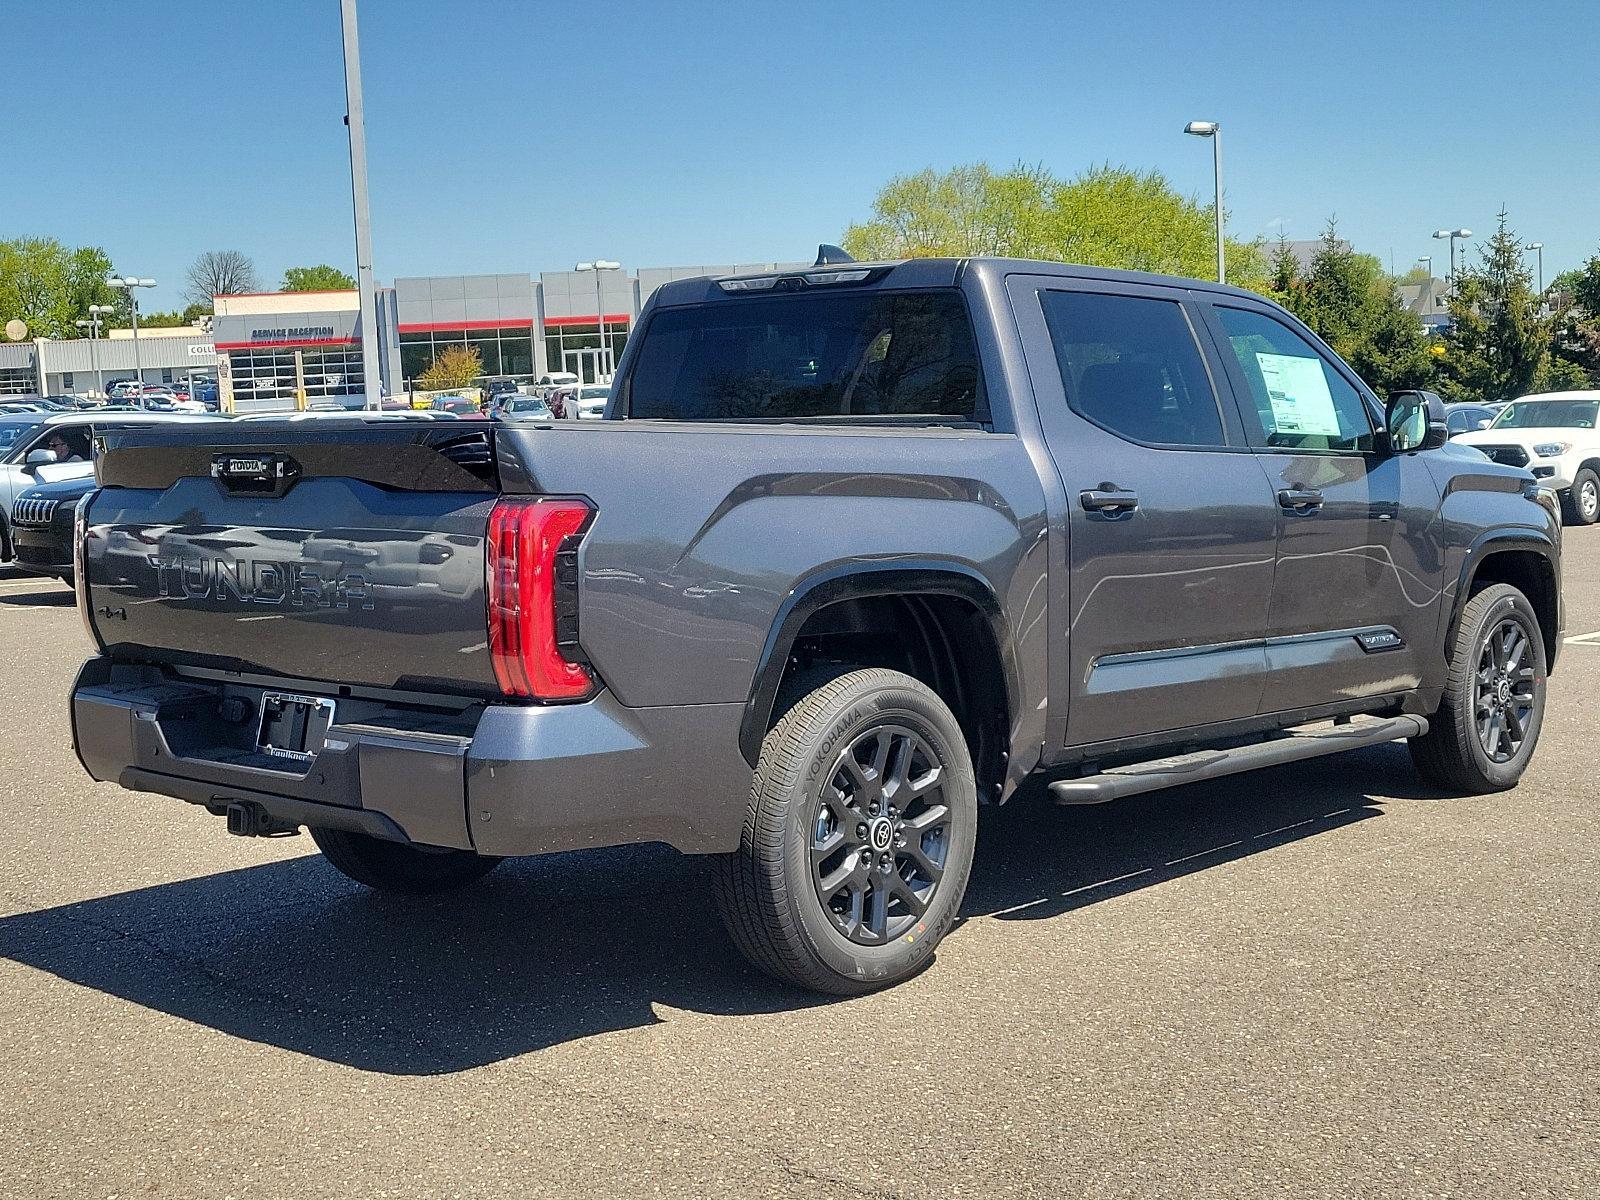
[486,497,594,700]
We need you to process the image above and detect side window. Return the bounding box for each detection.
[1038,290,1224,447]
[1213,306,1374,453]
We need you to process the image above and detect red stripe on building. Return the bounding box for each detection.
[542,313,633,328]
[214,337,359,351]
[397,319,535,334]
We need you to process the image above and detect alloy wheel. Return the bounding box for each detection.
[809,724,951,945]
[1582,480,1598,521]
[1473,617,1537,763]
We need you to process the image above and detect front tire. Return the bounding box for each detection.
[712,667,978,995]
[1410,583,1547,793]
[310,827,503,894]
[1562,467,1599,526]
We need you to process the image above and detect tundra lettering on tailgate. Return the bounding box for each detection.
[147,556,375,610]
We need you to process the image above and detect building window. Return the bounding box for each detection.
[62,373,74,390]
[0,367,36,396]
[224,345,365,410]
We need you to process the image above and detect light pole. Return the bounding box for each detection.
[1432,229,1471,284]
[1526,242,1544,294]
[1183,121,1224,284]
[106,276,156,394]
[575,260,621,380]
[75,304,115,399]
[340,0,382,410]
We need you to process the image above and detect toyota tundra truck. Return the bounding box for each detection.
[70,254,1562,994]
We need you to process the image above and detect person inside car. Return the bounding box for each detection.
[45,432,86,463]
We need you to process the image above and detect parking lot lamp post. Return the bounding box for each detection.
[106,277,156,392]
[75,307,112,399]
[575,260,621,380]
[1433,229,1471,285]
[1526,242,1544,294]
[1183,121,1224,284]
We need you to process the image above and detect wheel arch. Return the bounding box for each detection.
[738,562,1022,799]
[1453,532,1561,673]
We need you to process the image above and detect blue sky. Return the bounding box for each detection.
[9,0,1592,310]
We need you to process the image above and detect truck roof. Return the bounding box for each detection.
[647,255,1271,310]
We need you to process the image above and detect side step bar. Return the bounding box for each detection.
[1048,714,1428,806]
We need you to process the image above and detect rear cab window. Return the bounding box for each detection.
[621,289,986,423]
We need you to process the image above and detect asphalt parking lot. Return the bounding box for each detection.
[1,539,1597,1200]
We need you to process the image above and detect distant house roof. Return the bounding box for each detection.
[1398,278,1451,316]
[1279,238,1351,272]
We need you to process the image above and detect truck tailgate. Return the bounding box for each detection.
[82,422,503,697]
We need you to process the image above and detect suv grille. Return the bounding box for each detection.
[11,497,58,526]
[1476,444,1529,467]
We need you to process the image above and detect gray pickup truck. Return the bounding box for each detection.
[71,254,1561,994]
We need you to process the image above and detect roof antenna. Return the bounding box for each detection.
[814,244,855,266]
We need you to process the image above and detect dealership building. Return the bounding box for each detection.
[1,259,801,410]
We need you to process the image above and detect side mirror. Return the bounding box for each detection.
[1386,390,1447,453]
[25,448,56,467]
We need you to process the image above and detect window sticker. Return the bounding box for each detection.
[1254,351,1341,436]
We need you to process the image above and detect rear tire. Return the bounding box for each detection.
[1561,467,1599,526]
[712,667,978,995]
[1410,583,1546,793]
[310,827,503,894]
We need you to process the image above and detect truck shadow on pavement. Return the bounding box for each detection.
[0,743,1436,1075]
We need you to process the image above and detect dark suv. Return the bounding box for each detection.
[70,254,1560,995]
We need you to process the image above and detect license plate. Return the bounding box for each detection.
[257,691,337,764]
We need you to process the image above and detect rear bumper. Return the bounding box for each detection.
[71,658,752,856]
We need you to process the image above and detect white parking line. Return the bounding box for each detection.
[1563,630,1600,645]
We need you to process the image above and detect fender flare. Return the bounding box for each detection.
[1449,528,1561,665]
[737,559,1022,767]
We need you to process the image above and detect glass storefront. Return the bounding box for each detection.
[400,325,534,384]
[544,319,629,383]
[226,345,365,408]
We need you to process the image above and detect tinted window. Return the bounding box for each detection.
[1039,291,1223,447]
[1214,306,1374,452]
[1491,399,1600,429]
[625,290,984,422]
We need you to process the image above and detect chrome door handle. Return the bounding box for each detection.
[1277,487,1324,514]
[1080,488,1140,516]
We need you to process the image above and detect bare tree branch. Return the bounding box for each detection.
[184,250,259,308]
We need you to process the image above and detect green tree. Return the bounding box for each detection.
[418,344,482,390]
[1440,210,1553,403]
[282,264,356,292]
[0,238,118,338]
[841,162,1264,287]
[1279,221,1434,394]
[1546,254,1600,389]
[135,310,193,329]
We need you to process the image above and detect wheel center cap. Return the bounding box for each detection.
[868,818,894,852]
[1495,678,1513,704]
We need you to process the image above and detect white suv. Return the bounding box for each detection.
[1456,390,1600,526]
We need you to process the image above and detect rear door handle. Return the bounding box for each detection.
[1080,487,1140,516]
[1277,487,1324,514]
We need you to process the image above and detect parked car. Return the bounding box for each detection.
[572,384,610,420]
[68,254,1560,996]
[1455,390,1600,524]
[545,383,579,418]
[0,410,219,565]
[533,371,579,399]
[492,395,555,421]
[479,378,520,410]
[428,394,486,418]
[1446,403,1501,437]
[9,471,95,584]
